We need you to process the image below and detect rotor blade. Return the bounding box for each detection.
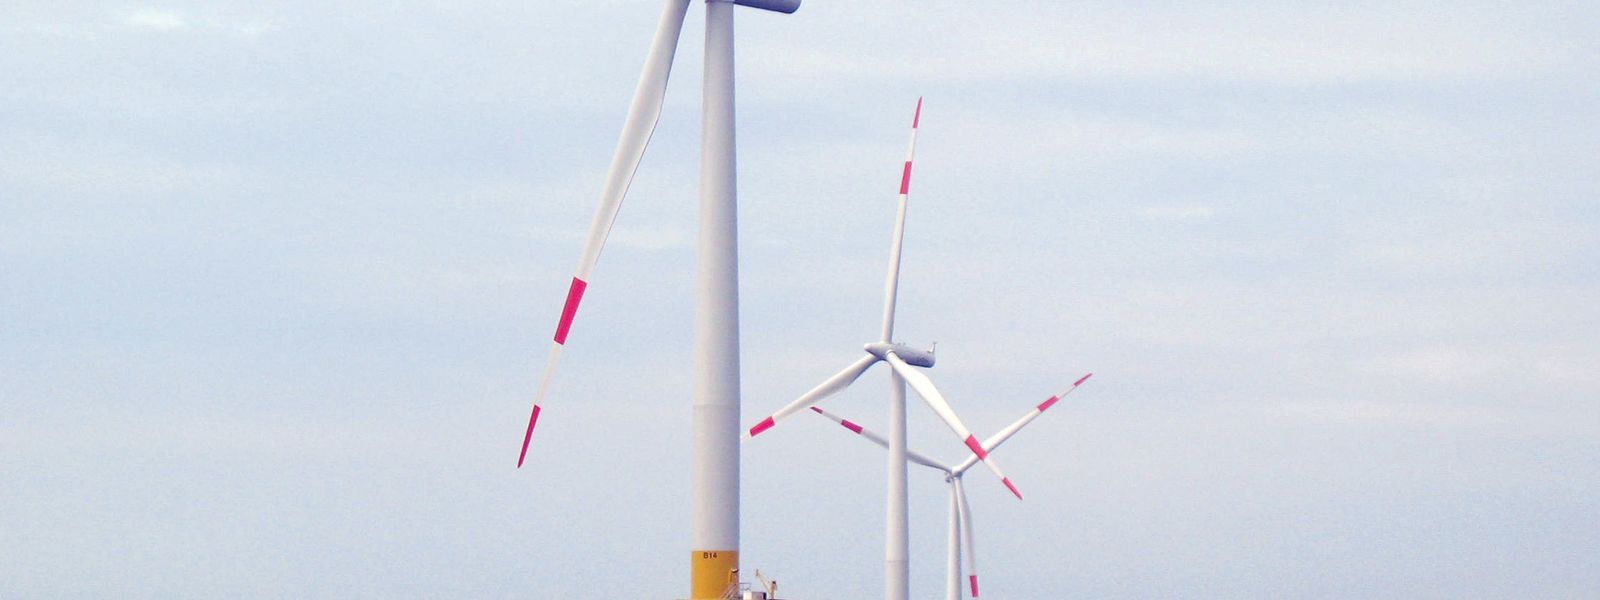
[518,0,692,468]
[808,406,947,472]
[983,373,1092,452]
[955,477,978,597]
[878,97,922,343]
[952,373,1093,476]
[883,352,1022,500]
[744,355,878,439]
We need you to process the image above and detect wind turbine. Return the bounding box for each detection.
[514,1,800,598]
[743,99,1022,600]
[808,373,1092,599]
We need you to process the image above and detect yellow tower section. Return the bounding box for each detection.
[689,550,738,599]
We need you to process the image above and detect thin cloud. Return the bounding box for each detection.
[123,9,187,31]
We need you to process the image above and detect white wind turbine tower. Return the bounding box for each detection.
[513,1,801,598]
[809,374,1092,599]
[743,99,1022,600]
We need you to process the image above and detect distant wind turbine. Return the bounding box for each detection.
[743,99,1021,600]
[808,374,1091,598]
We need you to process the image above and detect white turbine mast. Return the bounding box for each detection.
[515,1,799,598]
[808,373,1091,598]
[743,100,1023,600]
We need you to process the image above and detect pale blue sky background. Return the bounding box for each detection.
[3,1,1597,598]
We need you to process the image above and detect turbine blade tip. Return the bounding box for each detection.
[809,406,823,414]
[1002,477,1022,500]
[970,575,979,597]
[1075,372,1093,386]
[517,405,542,468]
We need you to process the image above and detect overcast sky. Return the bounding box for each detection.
[3,1,1597,598]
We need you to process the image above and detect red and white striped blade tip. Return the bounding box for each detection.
[1039,372,1093,411]
[518,276,590,467]
[1002,477,1022,500]
[517,405,542,468]
[969,574,979,597]
[898,98,921,195]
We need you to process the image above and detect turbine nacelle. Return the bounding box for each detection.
[864,341,936,368]
[731,0,801,13]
